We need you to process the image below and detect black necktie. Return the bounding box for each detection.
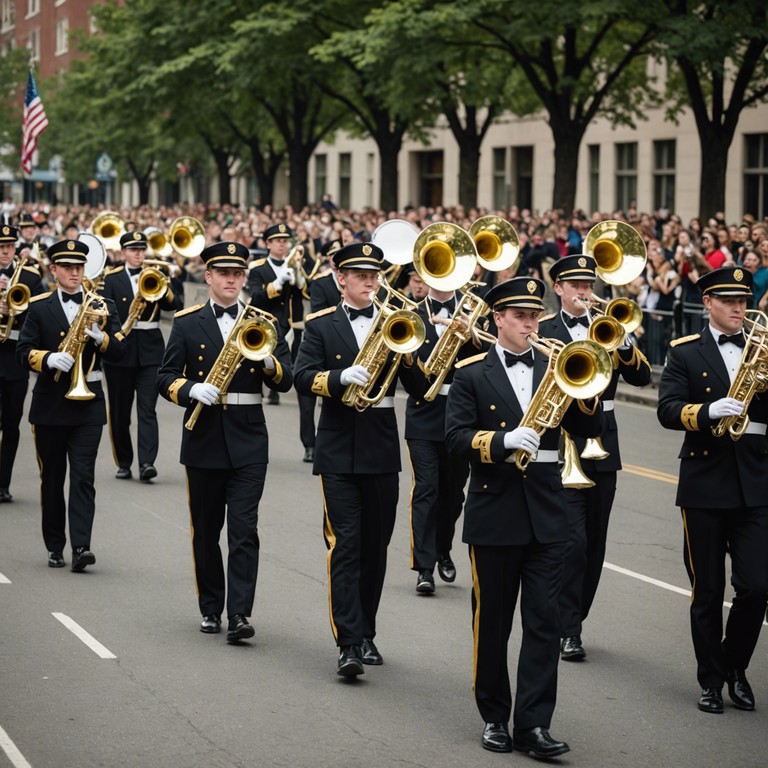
[562,312,589,329]
[127,266,142,277]
[504,349,534,368]
[718,332,745,348]
[348,304,374,320]
[213,303,238,319]
[430,297,455,315]
[62,292,83,304]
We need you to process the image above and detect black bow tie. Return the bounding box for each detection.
[127,266,142,276]
[504,349,534,368]
[562,312,589,329]
[62,292,83,304]
[0,266,13,278]
[348,304,374,320]
[213,303,239,319]
[430,297,455,314]
[718,332,745,348]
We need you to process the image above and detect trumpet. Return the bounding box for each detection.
[121,262,171,336]
[0,257,31,342]
[185,306,278,430]
[514,334,612,471]
[572,295,643,353]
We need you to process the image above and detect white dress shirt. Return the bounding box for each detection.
[58,288,84,325]
[709,324,744,385]
[344,303,377,348]
[495,342,534,411]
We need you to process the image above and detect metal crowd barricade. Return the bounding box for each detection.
[637,302,708,367]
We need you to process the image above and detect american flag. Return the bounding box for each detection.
[21,69,48,175]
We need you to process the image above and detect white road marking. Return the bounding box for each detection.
[51,613,116,659]
[0,724,33,768]
[0,572,10,584]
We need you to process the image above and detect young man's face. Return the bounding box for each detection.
[703,295,747,335]
[0,241,15,268]
[50,263,85,293]
[205,267,245,306]
[408,272,427,300]
[267,238,290,260]
[554,279,594,316]
[338,269,378,308]
[123,247,147,269]
[495,307,540,353]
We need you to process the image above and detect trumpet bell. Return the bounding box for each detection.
[138,267,168,302]
[6,283,30,314]
[381,309,426,354]
[580,436,610,460]
[588,314,624,353]
[413,222,476,291]
[145,227,173,258]
[237,317,277,362]
[91,213,126,251]
[468,215,520,273]
[584,220,647,286]
[554,340,613,400]
[605,297,643,334]
[370,219,420,266]
[169,217,206,259]
[561,432,596,489]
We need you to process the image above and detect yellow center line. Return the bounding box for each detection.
[622,463,678,484]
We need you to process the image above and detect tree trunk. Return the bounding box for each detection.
[551,128,582,214]
[698,130,729,222]
[287,143,310,209]
[375,132,402,213]
[137,178,150,205]
[211,147,231,205]
[457,137,480,210]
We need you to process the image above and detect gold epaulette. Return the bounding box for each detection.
[248,258,267,271]
[105,265,124,275]
[174,303,205,318]
[22,265,40,275]
[670,333,701,347]
[305,306,337,322]
[29,291,52,303]
[455,352,488,369]
[314,270,332,279]
[539,312,556,322]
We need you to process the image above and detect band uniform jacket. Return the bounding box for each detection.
[538,311,651,472]
[309,270,341,313]
[16,291,126,426]
[156,302,294,469]
[248,253,315,332]
[0,263,46,382]
[445,349,603,546]
[657,328,768,508]
[100,265,184,368]
[293,304,422,475]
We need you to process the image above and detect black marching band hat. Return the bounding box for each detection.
[485,277,546,312]
[697,266,753,297]
[319,238,342,258]
[0,224,19,243]
[120,231,148,249]
[201,241,250,270]
[332,242,384,271]
[16,212,36,228]
[48,239,89,265]
[263,223,292,241]
[549,254,597,283]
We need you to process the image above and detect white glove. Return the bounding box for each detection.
[189,382,220,406]
[503,427,541,454]
[340,364,370,387]
[708,397,745,419]
[274,269,294,290]
[295,269,306,289]
[47,352,75,373]
[285,267,296,286]
[261,355,276,372]
[84,321,105,347]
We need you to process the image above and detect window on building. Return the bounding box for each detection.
[27,28,40,62]
[339,152,352,209]
[615,142,638,212]
[653,140,676,211]
[27,0,40,18]
[512,146,533,210]
[492,147,508,210]
[314,154,327,201]
[418,151,444,207]
[55,17,69,55]
[366,152,374,208]
[1,0,15,30]
[744,134,768,220]
[588,145,600,213]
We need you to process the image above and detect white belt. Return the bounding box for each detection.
[437,384,451,397]
[602,400,615,412]
[530,450,559,464]
[133,321,160,330]
[745,421,767,436]
[86,371,103,383]
[218,392,262,406]
[8,329,19,340]
[372,396,395,409]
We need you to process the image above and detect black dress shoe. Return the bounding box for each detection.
[361,638,383,665]
[200,614,221,634]
[482,722,512,753]
[115,467,132,480]
[416,569,435,595]
[139,464,157,482]
[303,447,315,463]
[560,635,587,661]
[0,487,13,503]
[513,726,570,758]
[726,669,755,710]
[226,614,255,643]
[71,547,95,572]
[337,645,364,677]
[697,687,724,713]
[437,553,456,583]
[267,391,280,405]
[48,551,65,568]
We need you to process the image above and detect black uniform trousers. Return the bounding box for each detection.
[0,377,28,488]
[559,472,617,636]
[33,424,102,553]
[407,438,468,571]
[185,463,266,619]
[105,364,159,468]
[320,472,398,646]
[293,329,316,449]
[470,540,566,728]
[681,505,768,689]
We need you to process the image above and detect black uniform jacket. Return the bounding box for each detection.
[156,302,294,470]
[309,270,341,313]
[0,264,46,382]
[248,255,311,330]
[657,328,768,508]
[539,311,651,472]
[445,348,603,547]
[16,291,126,426]
[100,265,184,368]
[294,304,422,475]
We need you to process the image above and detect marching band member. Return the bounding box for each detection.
[157,242,293,643]
[445,277,602,758]
[101,231,184,482]
[17,239,126,571]
[657,266,768,714]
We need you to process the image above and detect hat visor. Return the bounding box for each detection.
[266,234,292,240]
[52,256,88,265]
[123,243,148,250]
[337,258,381,271]
[206,257,248,270]
[705,288,752,297]
[494,299,545,311]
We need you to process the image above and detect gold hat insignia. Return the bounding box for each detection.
[2,227,7,235]
[67,241,75,250]
[362,245,372,256]
[527,280,537,294]
[734,269,743,281]
[578,257,587,267]
[133,232,141,240]
[279,224,286,233]
[227,244,236,254]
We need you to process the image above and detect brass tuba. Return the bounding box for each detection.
[468,215,520,275]
[169,217,206,259]
[144,227,173,258]
[584,220,647,286]
[0,257,31,342]
[91,213,126,251]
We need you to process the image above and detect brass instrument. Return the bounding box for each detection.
[341,277,426,412]
[91,213,126,251]
[468,215,520,275]
[169,217,205,259]
[573,294,643,353]
[584,220,647,286]
[54,291,110,400]
[185,305,278,430]
[144,227,173,258]
[561,432,596,488]
[514,334,612,471]
[0,257,31,342]
[711,309,768,440]
[121,262,171,336]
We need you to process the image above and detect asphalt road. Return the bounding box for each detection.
[0,390,765,768]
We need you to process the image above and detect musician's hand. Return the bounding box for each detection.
[340,364,370,386]
[430,315,453,328]
[275,270,293,289]
[261,355,276,372]
[708,397,745,419]
[295,269,306,289]
[84,322,105,347]
[189,382,220,406]
[47,352,75,373]
[286,267,296,286]
[503,427,541,454]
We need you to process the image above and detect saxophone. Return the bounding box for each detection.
[0,257,31,342]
